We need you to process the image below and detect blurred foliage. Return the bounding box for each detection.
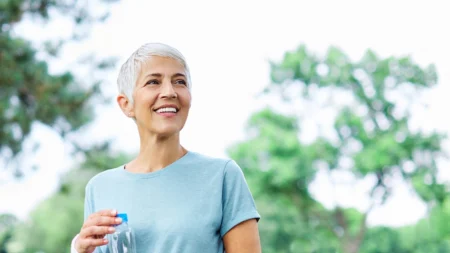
[228,45,447,252]
[0,213,17,253]
[0,0,118,178]
[1,0,124,251]
[1,4,448,251]
[6,146,130,253]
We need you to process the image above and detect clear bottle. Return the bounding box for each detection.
[107,213,136,253]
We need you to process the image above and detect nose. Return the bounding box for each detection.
[160,80,177,99]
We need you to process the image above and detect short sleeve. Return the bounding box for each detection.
[220,160,260,237]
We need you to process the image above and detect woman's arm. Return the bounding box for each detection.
[223,219,261,253]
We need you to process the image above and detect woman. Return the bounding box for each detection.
[71,43,261,253]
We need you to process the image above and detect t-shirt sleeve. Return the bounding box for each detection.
[220,160,260,237]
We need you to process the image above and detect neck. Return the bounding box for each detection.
[126,132,187,173]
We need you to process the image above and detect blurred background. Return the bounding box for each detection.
[1,0,449,252]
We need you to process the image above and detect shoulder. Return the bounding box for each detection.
[85,166,123,190]
[186,151,231,168]
[186,151,242,175]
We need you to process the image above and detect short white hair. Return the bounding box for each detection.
[117,42,192,104]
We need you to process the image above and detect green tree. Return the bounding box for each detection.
[1,1,120,251]
[228,45,447,252]
[0,0,118,178]
[397,198,450,253]
[0,213,18,253]
[359,199,450,253]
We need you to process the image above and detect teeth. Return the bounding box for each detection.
[156,107,177,113]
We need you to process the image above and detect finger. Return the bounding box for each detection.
[83,216,122,229]
[78,237,109,250]
[80,225,115,238]
[90,209,118,218]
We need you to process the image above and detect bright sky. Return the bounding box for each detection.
[1,0,449,228]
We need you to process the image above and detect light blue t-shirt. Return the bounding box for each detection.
[84,151,260,253]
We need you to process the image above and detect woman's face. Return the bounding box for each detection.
[120,56,191,138]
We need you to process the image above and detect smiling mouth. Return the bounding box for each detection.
[155,107,178,113]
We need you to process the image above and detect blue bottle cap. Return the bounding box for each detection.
[117,213,128,222]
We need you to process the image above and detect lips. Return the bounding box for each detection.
[154,104,179,113]
[156,107,177,113]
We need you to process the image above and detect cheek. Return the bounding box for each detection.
[185,97,192,109]
[135,92,157,107]
[179,91,192,108]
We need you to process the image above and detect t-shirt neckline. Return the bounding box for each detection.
[118,151,193,179]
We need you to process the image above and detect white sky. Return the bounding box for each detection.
[1,0,449,228]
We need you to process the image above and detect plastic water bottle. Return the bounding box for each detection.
[107,213,136,253]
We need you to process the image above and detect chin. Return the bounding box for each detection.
[154,127,182,138]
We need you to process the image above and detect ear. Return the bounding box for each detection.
[117,93,134,118]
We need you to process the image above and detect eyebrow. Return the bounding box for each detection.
[145,73,186,78]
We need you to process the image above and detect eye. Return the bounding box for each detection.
[175,79,187,86]
[146,79,159,85]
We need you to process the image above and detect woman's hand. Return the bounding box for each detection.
[75,209,122,253]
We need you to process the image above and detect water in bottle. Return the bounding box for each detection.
[107,213,136,253]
